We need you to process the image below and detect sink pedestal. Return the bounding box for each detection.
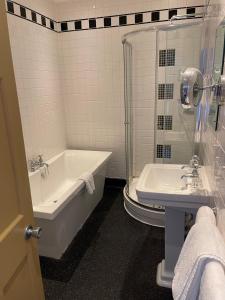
[156,207,185,288]
[135,164,211,289]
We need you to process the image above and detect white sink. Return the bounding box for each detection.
[136,163,212,288]
[136,164,211,209]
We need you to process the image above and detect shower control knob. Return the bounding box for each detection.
[24,225,42,240]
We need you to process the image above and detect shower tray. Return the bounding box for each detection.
[123,177,165,227]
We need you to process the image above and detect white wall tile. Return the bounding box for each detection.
[199,0,225,234]
[7,0,205,179]
[7,11,67,163]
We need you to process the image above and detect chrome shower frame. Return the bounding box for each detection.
[122,14,205,226]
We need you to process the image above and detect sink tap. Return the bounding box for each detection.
[181,170,199,179]
[190,155,200,168]
[181,155,201,187]
[181,170,200,189]
[181,155,200,170]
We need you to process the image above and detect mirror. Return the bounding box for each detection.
[180,67,203,108]
[208,20,225,130]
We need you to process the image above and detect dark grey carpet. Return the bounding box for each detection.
[42,184,173,300]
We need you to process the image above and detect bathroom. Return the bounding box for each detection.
[1,0,225,299]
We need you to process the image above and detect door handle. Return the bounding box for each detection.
[24,225,42,240]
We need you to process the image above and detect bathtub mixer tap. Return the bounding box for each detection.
[29,158,39,172]
[38,154,49,168]
[28,155,49,177]
[38,155,49,177]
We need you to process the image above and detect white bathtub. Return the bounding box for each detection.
[29,150,112,259]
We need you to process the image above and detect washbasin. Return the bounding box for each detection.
[136,163,212,288]
[136,164,211,209]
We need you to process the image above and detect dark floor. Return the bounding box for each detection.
[42,184,173,300]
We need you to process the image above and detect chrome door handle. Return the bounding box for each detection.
[24,225,42,240]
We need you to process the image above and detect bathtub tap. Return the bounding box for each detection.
[38,155,49,172]
[37,154,49,178]
[28,157,39,172]
[28,154,49,175]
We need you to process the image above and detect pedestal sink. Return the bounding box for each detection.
[136,164,211,288]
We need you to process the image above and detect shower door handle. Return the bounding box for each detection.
[24,225,42,240]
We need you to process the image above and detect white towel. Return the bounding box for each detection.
[195,206,216,226]
[199,261,225,300]
[172,207,225,300]
[79,172,95,194]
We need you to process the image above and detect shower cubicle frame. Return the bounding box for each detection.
[122,18,204,227]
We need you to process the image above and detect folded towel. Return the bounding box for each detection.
[195,206,216,226]
[79,172,95,195]
[172,207,225,300]
[199,261,225,300]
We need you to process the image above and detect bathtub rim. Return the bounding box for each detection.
[28,149,112,177]
[29,149,112,220]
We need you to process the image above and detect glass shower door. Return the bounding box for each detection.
[156,23,203,165]
[122,21,204,227]
[123,41,133,193]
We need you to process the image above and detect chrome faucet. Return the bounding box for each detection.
[38,155,49,169]
[181,169,199,179]
[28,157,39,172]
[181,155,201,187]
[28,155,49,174]
[37,154,49,176]
[190,155,200,169]
[181,155,200,170]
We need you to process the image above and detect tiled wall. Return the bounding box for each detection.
[7,0,66,162]
[11,0,57,19]
[57,0,205,178]
[6,0,205,178]
[156,25,203,164]
[127,30,156,176]
[200,0,225,235]
[123,23,203,176]
[55,0,204,21]
[59,28,126,178]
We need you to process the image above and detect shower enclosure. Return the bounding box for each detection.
[123,20,203,227]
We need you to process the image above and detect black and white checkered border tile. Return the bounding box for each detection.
[60,6,204,32]
[6,1,59,32]
[6,0,205,33]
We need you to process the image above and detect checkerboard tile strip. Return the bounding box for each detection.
[6,1,204,33]
[6,0,57,32]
